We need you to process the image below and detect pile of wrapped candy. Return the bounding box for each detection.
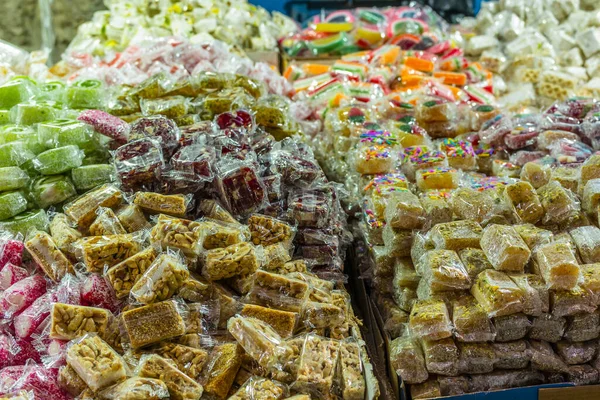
[460,0,600,109]
[281,4,447,57]
[64,0,298,56]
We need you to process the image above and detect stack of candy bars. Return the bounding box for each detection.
[281,4,447,58]
[64,0,298,55]
[0,164,378,398]
[460,0,600,109]
[0,76,116,234]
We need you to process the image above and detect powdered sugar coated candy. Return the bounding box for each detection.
[0,238,24,270]
[0,263,28,290]
[78,109,130,143]
[0,274,46,317]
[13,292,53,338]
[4,364,69,400]
[80,274,120,313]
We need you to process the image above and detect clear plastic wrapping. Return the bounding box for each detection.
[535,241,581,290]
[421,337,459,376]
[550,287,596,317]
[508,273,549,316]
[419,250,471,292]
[452,296,495,343]
[121,300,186,349]
[565,312,600,342]
[481,224,531,273]
[430,220,483,251]
[493,313,530,342]
[457,342,496,375]
[408,299,453,341]
[389,336,428,384]
[529,340,569,373]
[570,226,600,264]
[556,340,597,365]
[492,340,530,370]
[471,269,525,317]
[529,313,567,343]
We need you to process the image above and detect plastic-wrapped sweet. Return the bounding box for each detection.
[438,138,477,171]
[535,241,581,290]
[430,220,483,251]
[458,248,492,279]
[566,364,600,386]
[78,110,130,144]
[452,296,495,343]
[99,377,170,400]
[520,161,552,189]
[508,274,549,316]
[0,167,29,192]
[355,145,395,175]
[393,258,420,295]
[570,226,600,264]
[130,116,181,159]
[9,101,58,126]
[122,301,186,349]
[294,334,340,394]
[471,269,524,317]
[556,340,597,365]
[130,252,190,304]
[503,181,544,224]
[449,187,494,225]
[0,77,37,109]
[421,337,459,376]
[29,175,76,209]
[408,299,452,341]
[410,379,441,399]
[383,190,426,230]
[481,224,530,273]
[25,231,73,282]
[565,312,600,342]
[136,354,204,400]
[214,157,266,217]
[529,314,567,343]
[0,142,35,168]
[513,224,553,251]
[492,340,530,370]
[419,191,452,227]
[529,340,569,373]
[416,98,457,124]
[203,242,259,281]
[133,192,189,218]
[415,167,459,191]
[493,313,530,342]
[551,166,579,193]
[0,191,27,221]
[113,137,164,192]
[419,250,471,292]
[457,342,495,374]
[288,188,332,229]
[171,143,215,183]
[65,80,104,109]
[582,178,600,215]
[550,287,596,317]
[579,154,600,190]
[401,148,447,181]
[382,225,412,258]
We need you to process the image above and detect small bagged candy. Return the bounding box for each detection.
[537,181,580,225]
[0,77,37,109]
[202,242,259,281]
[133,192,189,218]
[503,181,544,224]
[50,303,111,340]
[480,224,531,273]
[529,340,569,374]
[439,138,477,171]
[0,167,29,192]
[457,342,495,374]
[78,110,130,143]
[150,215,201,256]
[0,274,46,317]
[508,274,549,316]
[565,364,600,385]
[89,208,126,236]
[49,213,82,255]
[9,101,58,126]
[0,209,49,235]
[551,166,579,193]
[384,190,426,230]
[556,341,596,365]
[106,247,158,299]
[121,301,186,348]
[288,189,332,229]
[419,250,471,292]
[98,377,169,400]
[130,252,190,304]
[415,167,459,191]
[430,220,483,251]
[421,337,459,376]
[408,299,452,341]
[410,380,441,399]
[471,269,524,317]
[401,147,447,181]
[171,143,215,182]
[248,214,293,246]
[129,116,180,158]
[214,158,266,216]
[66,334,127,392]
[582,178,600,214]
[564,312,600,342]
[535,241,581,290]
[458,248,493,279]
[25,231,73,282]
[37,119,102,155]
[529,313,567,343]
[33,145,84,175]
[116,204,151,233]
[570,226,600,264]
[452,296,495,342]
[63,184,122,229]
[513,224,553,251]
[113,137,164,192]
[29,175,77,209]
[75,234,142,273]
[198,342,243,398]
[492,340,530,370]
[246,270,309,313]
[449,187,497,225]
[0,142,35,168]
[550,287,596,317]
[294,334,340,394]
[65,79,105,109]
[419,191,452,227]
[493,314,530,342]
[355,145,395,175]
[71,165,115,192]
[520,161,551,189]
[0,191,28,221]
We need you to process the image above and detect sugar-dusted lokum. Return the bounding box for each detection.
[389,336,428,384]
[408,299,453,341]
[520,161,551,189]
[452,296,495,343]
[471,269,524,317]
[504,181,544,224]
[384,190,426,230]
[508,274,549,316]
[492,340,530,370]
[121,301,185,348]
[550,287,596,317]
[481,224,530,273]
[537,181,580,225]
[421,337,459,376]
[50,303,111,340]
[66,334,127,392]
[419,250,471,292]
[570,226,600,264]
[416,167,459,191]
[457,342,495,375]
[529,313,567,343]
[513,224,553,251]
[535,241,581,290]
[430,220,483,251]
[493,313,530,342]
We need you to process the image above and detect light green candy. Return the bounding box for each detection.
[34,145,84,175]
[30,175,77,209]
[9,102,59,126]
[0,78,37,109]
[0,142,36,167]
[0,167,30,191]
[1,125,45,154]
[0,209,49,234]
[71,164,115,191]
[0,110,9,125]
[37,119,98,153]
[0,191,28,220]
[65,79,104,109]
[36,81,65,102]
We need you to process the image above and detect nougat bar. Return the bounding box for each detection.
[121,301,185,348]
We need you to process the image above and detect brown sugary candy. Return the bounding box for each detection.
[471,269,524,317]
[229,377,288,400]
[49,213,82,256]
[438,376,469,396]
[452,296,495,343]
[248,214,294,246]
[556,340,597,365]
[565,364,599,385]
[240,304,297,338]
[50,304,111,340]
[106,247,158,299]
[98,377,169,400]
[492,313,530,342]
[121,301,185,348]
[295,334,340,393]
[154,342,209,380]
[66,335,127,392]
[89,208,126,236]
[529,340,569,373]
[76,234,142,273]
[302,301,345,330]
[247,270,310,312]
[137,354,204,400]
[338,339,366,400]
[133,192,188,217]
[203,242,259,281]
[25,231,74,282]
[116,204,151,233]
[564,312,600,342]
[492,340,530,370]
[529,313,567,343]
[177,273,212,303]
[130,253,190,304]
[410,379,441,399]
[64,184,123,229]
[409,299,452,341]
[58,365,88,397]
[457,342,495,374]
[150,214,201,256]
[203,343,244,399]
[458,248,492,279]
[422,337,459,376]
